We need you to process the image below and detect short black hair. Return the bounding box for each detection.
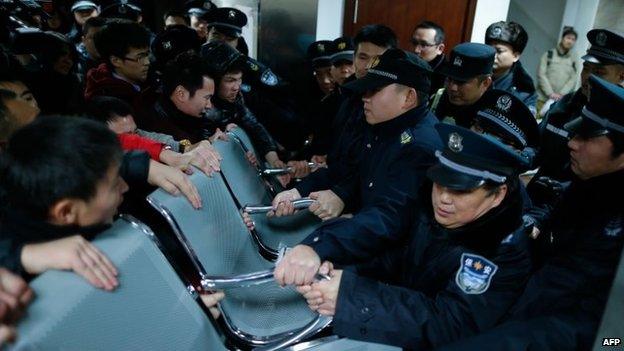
[163,9,190,25]
[83,16,108,35]
[86,96,133,124]
[94,19,151,65]
[354,24,398,51]
[562,26,578,40]
[415,21,445,44]
[0,88,17,140]
[0,116,122,220]
[162,51,214,97]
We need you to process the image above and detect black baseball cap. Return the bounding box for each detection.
[343,48,432,93]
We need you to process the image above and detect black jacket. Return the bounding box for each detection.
[333,187,531,349]
[430,90,486,128]
[429,53,447,95]
[438,170,624,351]
[205,95,278,157]
[143,96,214,144]
[301,104,442,262]
[492,61,537,114]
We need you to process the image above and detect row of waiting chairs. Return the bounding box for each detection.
[10,128,400,350]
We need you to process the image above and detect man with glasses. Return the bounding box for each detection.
[430,42,495,128]
[85,19,152,106]
[412,21,446,94]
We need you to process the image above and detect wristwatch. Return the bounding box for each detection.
[179,139,192,153]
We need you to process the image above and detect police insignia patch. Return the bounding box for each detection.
[455,253,498,295]
[603,215,622,237]
[596,31,608,46]
[338,42,346,50]
[491,26,503,38]
[162,41,172,51]
[400,131,412,144]
[496,95,512,112]
[453,56,462,67]
[229,10,236,18]
[448,133,463,152]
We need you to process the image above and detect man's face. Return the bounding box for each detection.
[0,81,40,139]
[75,162,128,226]
[82,26,102,59]
[445,76,489,106]
[580,62,624,97]
[560,33,577,51]
[568,134,624,180]
[314,66,335,95]
[354,42,388,79]
[330,60,354,86]
[177,76,215,117]
[190,15,208,40]
[361,83,406,124]
[490,41,519,74]
[218,71,243,103]
[53,48,74,76]
[208,27,239,49]
[107,114,137,134]
[412,28,444,62]
[112,46,150,84]
[431,182,505,229]
[73,8,98,27]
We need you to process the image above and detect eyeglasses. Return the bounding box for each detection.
[123,52,150,63]
[410,38,438,48]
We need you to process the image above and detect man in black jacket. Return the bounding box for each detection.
[296,123,532,349]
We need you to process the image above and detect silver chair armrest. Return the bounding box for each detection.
[201,269,275,290]
[252,315,333,351]
[243,198,315,214]
[262,163,324,176]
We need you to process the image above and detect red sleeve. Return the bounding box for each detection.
[118,133,165,161]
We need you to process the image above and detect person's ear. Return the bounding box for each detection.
[437,43,445,54]
[490,184,508,208]
[482,76,493,90]
[110,55,123,69]
[48,199,80,225]
[172,85,190,102]
[512,51,521,63]
[403,87,418,108]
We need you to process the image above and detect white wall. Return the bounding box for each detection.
[316,0,344,40]
[470,0,511,42]
[562,0,600,58]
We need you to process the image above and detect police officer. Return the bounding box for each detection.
[296,123,531,349]
[431,42,495,127]
[67,1,100,44]
[329,36,355,86]
[272,48,443,284]
[526,29,624,228]
[184,0,216,42]
[151,24,202,74]
[100,0,143,22]
[436,75,624,351]
[485,21,537,114]
[205,7,247,50]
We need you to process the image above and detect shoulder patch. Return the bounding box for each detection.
[604,215,623,237]
[455,253,498,295]
[400,130,412,144]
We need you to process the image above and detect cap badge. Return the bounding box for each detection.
[229,10,236,18]
[317,43,325,52]
[448,133,463,153]
[338,42,346,50]
[496,95,512,112]
[596,31,608,46]
[369,56,380,69]
[400,131,412,144]
[162,41,172,51]
[203,2,213,9]
[491,26,503,38]
[119,4,127,13]
[453,56,462,67]
[249,62,259,71]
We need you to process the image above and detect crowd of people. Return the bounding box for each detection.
[0,0,623,349]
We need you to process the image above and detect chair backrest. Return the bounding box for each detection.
[12,216,226,351]
[147,171,273,277]
[213,136,272,207]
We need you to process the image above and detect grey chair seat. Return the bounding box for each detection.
[147,172,329,349]
[213,128,321,252]
[11,215,226,351]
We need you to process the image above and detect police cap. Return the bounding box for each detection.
[307,40,333,69]
[330,36,354,65]
[71,1,98,12]
[152,25,202,68]
[565,75,624,138]
[582,29,624,66]
[427,124,527,190]
[438,43,495,82]
[205,7,247,38]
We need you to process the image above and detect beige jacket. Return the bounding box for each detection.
[536,45,579,100]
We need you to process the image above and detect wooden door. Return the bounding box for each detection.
[343,0,477,52]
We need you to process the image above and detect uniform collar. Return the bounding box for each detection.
[369,103,429,138]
